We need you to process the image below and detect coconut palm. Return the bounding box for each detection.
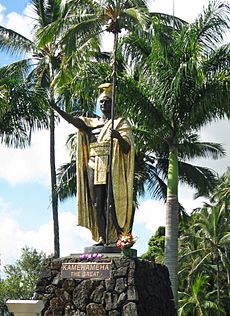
[0,0,72,257]
[193,204,230,304]
[179,274,226,316]
[0,61,48,147]
[211,168,230,207]
[121,0,230,305]
[210,169,230,296]
[178,199,230,314]
[38,0,149,245]
[40,0,149,97]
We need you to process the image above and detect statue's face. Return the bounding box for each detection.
[99,96,112,115]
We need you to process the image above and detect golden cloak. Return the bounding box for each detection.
[76,117,135,243]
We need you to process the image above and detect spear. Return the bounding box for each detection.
[105,30,118,246]
[103,0,147,245]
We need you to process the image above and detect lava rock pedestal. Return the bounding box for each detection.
[35,256,176,316]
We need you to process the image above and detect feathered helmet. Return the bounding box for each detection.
[98,83,112,100]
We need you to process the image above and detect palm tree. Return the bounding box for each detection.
[0,0,70,257]
[120,0,230,305]
[194,204,230,304]
[210,169,230,296]
[179,274,225,316]
[178,201,230,315]
[40,0,149,96]
[211,168,230,207]
[38,0,229,303]
[0,54,48,148]
[38,0,149,245]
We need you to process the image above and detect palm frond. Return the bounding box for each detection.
[192,0,230,53]
[0,26,34,56]
[0,59,32,79]
[150,12,187,30]
[178,136,226,160]
[57,160,76,201]
[61,14,103,56]
[177,161,218,197]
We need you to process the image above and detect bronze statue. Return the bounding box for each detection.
[52,83,134,245]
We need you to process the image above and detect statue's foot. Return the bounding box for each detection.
[93,237,105,246]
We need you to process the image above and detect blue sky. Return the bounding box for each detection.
[0,0,229,274]
[1,0,27,11]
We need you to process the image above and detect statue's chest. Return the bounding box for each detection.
[89,127,103,142]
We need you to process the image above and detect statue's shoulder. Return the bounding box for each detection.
[115,117,131,128]
[80,116,101,128]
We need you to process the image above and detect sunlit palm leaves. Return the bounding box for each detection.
[120,0,230,303]
[0,0,68,257]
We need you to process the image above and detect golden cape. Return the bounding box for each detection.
[76,117,135,243]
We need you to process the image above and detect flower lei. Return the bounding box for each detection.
[116,232,137,257]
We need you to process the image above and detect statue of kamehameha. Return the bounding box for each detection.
[52,83,135,245]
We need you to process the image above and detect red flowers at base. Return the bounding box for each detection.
[116,232,137,250]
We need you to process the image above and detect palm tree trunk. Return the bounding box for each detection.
[49,57,60,258]
[225,247,230,297]
[50,106,60,258]
[216,258,220,305]
[165,148,179,308]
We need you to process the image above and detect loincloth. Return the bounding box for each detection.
[88,141,110,185]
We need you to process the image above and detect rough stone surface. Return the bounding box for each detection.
[135,260,176,315]
[35,256,176,315]
[104,292,118,311]
[122,302,138,316]
[115,278,126,294]
[86,303,106,316]
[90,284,104,303]
[117,293,126,308]
[108,311,120,316]
[127,285,138,301]
[73,280,95,310]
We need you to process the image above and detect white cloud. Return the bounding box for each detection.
[0,3,5,24]
[199,120,230,175]
[179,187,207,213]
[0,210,93,273]
[3,3,35,40]
[0,119,76,186]
[148,0,210,22]
[135,192,206,233]
[135,199,166,232]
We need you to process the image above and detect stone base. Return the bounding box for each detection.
[84,245,137,257]
[85,245,121,253]
[35,256,176,316]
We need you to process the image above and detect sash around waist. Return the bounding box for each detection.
[89,141,110,157]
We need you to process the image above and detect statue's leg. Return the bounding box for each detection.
[94,184,107,242]
[88,166,106,244]
[106,176,122,236]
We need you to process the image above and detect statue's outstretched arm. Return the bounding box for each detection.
[52,104,89,133]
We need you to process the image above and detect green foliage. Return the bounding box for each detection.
[141,226,165,263]
[0,62,49,148]
[0,247,46,315]
[3,247,45,299]
[141,168,230,315]
[178,274,225,316]
[178,173,230,315]
[211,167,230,204]
[120,0,229,303]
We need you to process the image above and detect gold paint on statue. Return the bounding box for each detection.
[76,117,134,243]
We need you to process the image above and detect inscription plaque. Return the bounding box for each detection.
[61,262,112,279]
